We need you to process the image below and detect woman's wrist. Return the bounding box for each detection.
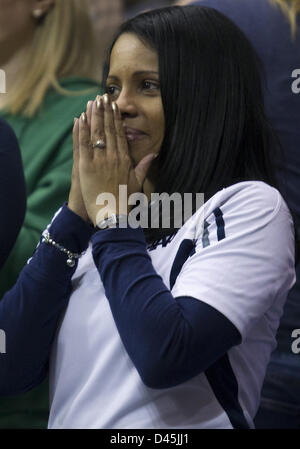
[47,203,95,255]
[67,191,90,223]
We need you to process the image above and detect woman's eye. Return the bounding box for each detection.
[106,81,160,97]
[143,81,160,91]
[106,86,119,97]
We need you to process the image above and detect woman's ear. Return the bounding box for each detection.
[32,0,55,19]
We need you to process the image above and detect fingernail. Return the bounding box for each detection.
[103,94,109,105]
[87,100,92,109]
[81,112,87,123]
[74,117,77,124]
[96,95,101,110]
[112,102,117,112]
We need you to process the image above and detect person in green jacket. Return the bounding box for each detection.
[0,0,105,428]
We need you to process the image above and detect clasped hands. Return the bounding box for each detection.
[68,94,157,227]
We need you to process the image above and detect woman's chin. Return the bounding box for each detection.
[128,147,150,165]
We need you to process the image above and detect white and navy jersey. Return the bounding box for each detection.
[47,181,295,429]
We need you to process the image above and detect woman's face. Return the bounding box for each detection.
[106,33,165,166]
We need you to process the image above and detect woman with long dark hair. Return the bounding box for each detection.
[180,0,300,429]
[0,5,296,429]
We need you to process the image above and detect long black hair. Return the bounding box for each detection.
[102,5,286,249]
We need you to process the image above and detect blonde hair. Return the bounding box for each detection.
[6,0,99,117]
[270,0,300,38]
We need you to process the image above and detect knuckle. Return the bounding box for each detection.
[80,138,90,147]
[105,123,115,134]
[93,128,105,139]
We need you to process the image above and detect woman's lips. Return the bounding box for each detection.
[124,127,147,142]
[126,134,146,142]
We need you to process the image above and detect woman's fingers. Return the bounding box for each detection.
[86,100,93,128]
[103,94,118,157]
[79,112,92,162]
[82,94,131,169]
[73,118,79,164]
[112,101,130,159]
[91,96,106,151]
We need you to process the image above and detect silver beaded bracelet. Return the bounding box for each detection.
[42,231,84,267]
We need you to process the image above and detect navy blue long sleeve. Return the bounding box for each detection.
[0,206,240,396]
[92,225,241,389]
[0,118,26,271]
[0,205,93,396]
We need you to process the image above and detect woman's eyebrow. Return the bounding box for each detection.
[107,71,159,80]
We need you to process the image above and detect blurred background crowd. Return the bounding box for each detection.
[0,0,299,429]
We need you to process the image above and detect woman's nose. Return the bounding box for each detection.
[115,91,138,117]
